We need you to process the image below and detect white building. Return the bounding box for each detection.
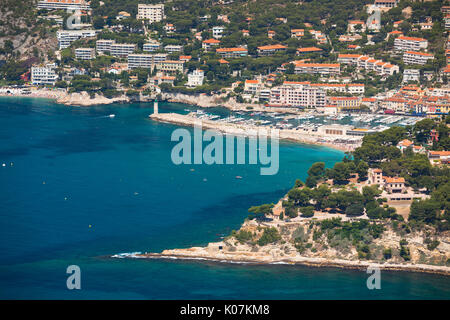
[269,82,326,108]
[244,79,262,95]
[96,39,115,53]
[212,26,225,39]
[403,51,434,65]
[57,30,97,49]
[403,69,420,83]
[128,54,154,69]
[293,62,340,76]
[137,4,165,23]
[186,69,205,87]
[394,36,428,51]
[143,41,161,52]
[31,64,58,86]
[164,45,183,53]
[37,0,90,10]
[75,47,95,60]
[374,0,398,8]
[110,43,136,57]
[202,38,221,51]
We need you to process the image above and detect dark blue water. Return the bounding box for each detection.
[0,97,448,299]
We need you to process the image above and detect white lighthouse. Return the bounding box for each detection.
[153,98,159,114]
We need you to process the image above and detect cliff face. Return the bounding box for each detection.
[57,92,130,106]
[153,217,450,274]
[0,0,57,62]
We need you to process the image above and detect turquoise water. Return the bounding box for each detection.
[0,97,448,299]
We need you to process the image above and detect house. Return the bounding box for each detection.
[397,139,414,152]
[384,176,406,193]
[267,30,276,39]
[291,29,304,39]
[179,55,191,62]
[296,47,323,54]
[116,11,131,20]
[368,168,383,185]
[257,44,287,56]
[241,30,250,37]
[164,23,176,33]
[202,38,220,51]
[186,69,204,87]
[212,26,225,39]
[427,151,450,164]
[348,20,366,33]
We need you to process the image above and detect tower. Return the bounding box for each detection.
[153,98,158,114]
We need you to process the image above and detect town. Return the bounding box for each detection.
[0,0,449,153]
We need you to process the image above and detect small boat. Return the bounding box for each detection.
[235,176,243,179]
[109,114,115,118]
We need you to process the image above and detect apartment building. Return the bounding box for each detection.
[311,83,365,95]
[37,0,90,10]
[164,45,183,53]
[31,64,58,86]
[96,39,116,53]
[337,54,361,64]
[328,96,361,110]
[128,54,154,69]
[137,4,165,23]
[143,42,161,52]
[257,44,287,56]
[110,43,136,57]
[403,69,420,82]
[155,60,184,73]
[394,36,428,51]
[57,30,97,49]
[269,82,326,108]
[293,62,340,75]
[202,38,221,51]
[216,47,248,58]
[403,51,434,65]
[244,80,262,95]
[75,48,95,60]
[339,54,399,76]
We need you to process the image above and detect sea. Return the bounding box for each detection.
[0,96,448,299]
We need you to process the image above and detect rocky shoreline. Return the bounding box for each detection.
[139,252,450,276]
